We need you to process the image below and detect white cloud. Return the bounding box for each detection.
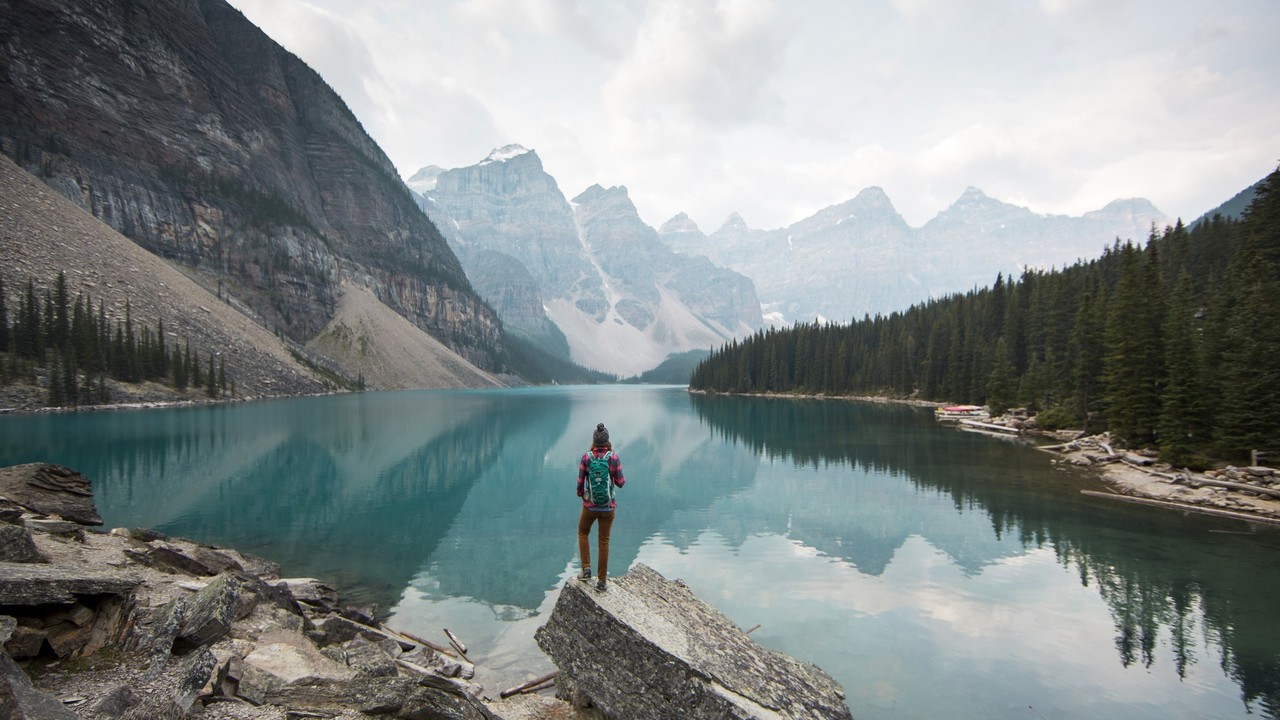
[227,0,1280,230]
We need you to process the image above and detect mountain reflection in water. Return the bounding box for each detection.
[1,386,1277,719]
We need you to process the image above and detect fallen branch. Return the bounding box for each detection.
[397,656,476,681]
[444,628,470,661]
[523,678,557,695]
[959,419,1020,434]
[387,627,457,658]
[501,670,560,698]
[1116,458,1179,480]
[743,624,761,635]
[1080,489,1280,527]
[1188,475,1280,500]
[334,616,415,652]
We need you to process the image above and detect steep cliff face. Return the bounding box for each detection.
[0,0,501,368]
[420,147,762,376]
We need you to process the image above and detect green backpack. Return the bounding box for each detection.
[585,451,615,508]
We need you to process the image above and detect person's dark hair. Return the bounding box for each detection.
[592,423,610,448]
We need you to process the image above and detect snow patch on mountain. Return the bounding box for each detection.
[545,287,738,377]
[480,144,531,165]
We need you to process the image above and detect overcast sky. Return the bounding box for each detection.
[227,0,1279,231]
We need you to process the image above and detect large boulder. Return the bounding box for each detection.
[0,523,44,563]
[535,563,852,720]
[0,464,102,526]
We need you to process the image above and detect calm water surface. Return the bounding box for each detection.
[2,385,1278,719]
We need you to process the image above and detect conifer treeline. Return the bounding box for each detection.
[0,271,233,406]
[691,167,1280,466]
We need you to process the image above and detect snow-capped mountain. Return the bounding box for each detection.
[662,187,1168,325]
[413,147,763,376]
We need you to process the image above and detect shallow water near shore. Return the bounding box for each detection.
[3,385,1279,719]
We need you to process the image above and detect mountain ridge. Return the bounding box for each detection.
[415,149,763,376]
[0,0,503,379]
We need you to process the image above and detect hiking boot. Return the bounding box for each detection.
[596,577,607,592]
[579,567,592,582]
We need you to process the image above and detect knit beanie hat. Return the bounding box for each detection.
[592,423,610,447]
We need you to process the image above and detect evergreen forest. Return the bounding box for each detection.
[690,167,1280,467]
[0,271,232,406]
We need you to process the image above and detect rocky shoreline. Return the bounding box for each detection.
[1041,433,1280,526]
[0,463,579,720]
[2,463,854,720]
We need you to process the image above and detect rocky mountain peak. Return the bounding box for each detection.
[405,164,445,194]
[952,186,997,208]
[715,212,751,234]
[659,212,702,235]
[572,184,637,218]
[853,186,894,206]
[1084,197,1164,223]
[480,144,533,165]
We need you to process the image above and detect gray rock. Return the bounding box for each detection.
[175,573,259,651]
[343,638,399,678]
[0,464,101,526]
[307,613,410,650]
[280,577,341,609]
[128,596,189,676]
[3,625,45,660]
[0,649,80,719]
[0,563,139,605]
[146,544,223,576]
[84,684,140,717]
[0,523,44,563]
[234,635,358,705]
[170,647,219,711]
[535,563,852,720]
[22,518,85,541]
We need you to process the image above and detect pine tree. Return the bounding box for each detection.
[1103,244,1157,446]
[1158,272,1206,466]
[188,341,201,389]
[205,352,217,398]
[156,318,168,379]
[1075,286,1105,430]
[53,271,69,351]
[47,358,64,406]
[172,346,187,389]
[0,274,9,353]
[62,349,78,406]
[986,337,1016,416]
[16,279,40,360]
[1216,166,1280,459]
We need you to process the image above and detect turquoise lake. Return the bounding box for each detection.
[2,385,1278,719]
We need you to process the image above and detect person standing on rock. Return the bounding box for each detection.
[577,423,625,592]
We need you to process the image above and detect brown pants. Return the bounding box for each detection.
[578,507,615,579]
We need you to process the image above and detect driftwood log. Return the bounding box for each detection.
[1081,489,1280,527]
[500,670,560,698]
[1186,475,1280,500]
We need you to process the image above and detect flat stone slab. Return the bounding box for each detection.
[0,464,102,526]
[536,563,852,720]
[0,563,140,605]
